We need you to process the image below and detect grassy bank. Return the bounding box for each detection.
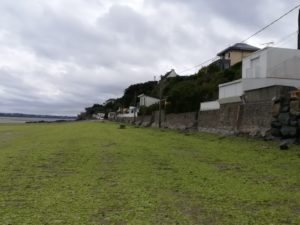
[0,121,299,224]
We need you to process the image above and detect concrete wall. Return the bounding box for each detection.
[199,86,293,136]
[238,101,273,135]
[198,110,221,132]
[243,48,268,79]
[243,47,300,80]
[198,101,271,135]
[238,86,296,135]
[242,78,300,92]
[200,101,220,111]
[219,103,241,131]
[113,86,295,137]
[244,85,295,102]
[127,111,197,130]
[219,79,243,99]
[267,48,300,79]
[164,112,197,130]
[115,116,134,124]
[136,115,153,127]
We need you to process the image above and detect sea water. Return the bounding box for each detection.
[0,117,71,123]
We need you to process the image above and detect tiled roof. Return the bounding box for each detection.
[217,43,260,56]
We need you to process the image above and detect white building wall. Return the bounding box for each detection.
[117,113,134,118]
[218,79,243,104]
[200,101,220,111]
[216,47,300,105]
[139,95,160,107]
[243,47,300,80]
[267,48,300,79]
[241,47,300,91]
[146,97,159,106]
[219,79,243,99]
[243,49,267,79]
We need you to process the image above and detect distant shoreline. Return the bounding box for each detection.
[0,112,76,120]
[0,116,75,124]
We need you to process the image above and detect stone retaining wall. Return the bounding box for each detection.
[164,112,197,130]
[238,101,273,136]
[136,115,153,127]
[271,88,300,143]
[112,85,297,138]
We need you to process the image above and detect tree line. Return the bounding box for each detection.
[78,62,241,119]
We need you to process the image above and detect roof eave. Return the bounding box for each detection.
[217,47,259,56]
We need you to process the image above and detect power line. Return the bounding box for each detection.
[180,56,218,74]
[241,4,300,43]
[179,3,300,74]
[275,30,298,47]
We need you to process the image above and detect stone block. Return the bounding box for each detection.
[280,96,290,106]
[271,120,281,128]
[280,126,297,138]
[290,120,298,127]
[298,119,300,127]
[279,141,289,150]
[271,128,281,137]
[280,105,290,113]
[290,100,300,116]
[278,113,290,125]
[272,103,280,117]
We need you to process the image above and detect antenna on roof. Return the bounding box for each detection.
[260,42,274,47]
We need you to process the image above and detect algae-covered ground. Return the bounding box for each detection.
[0,121,299,225]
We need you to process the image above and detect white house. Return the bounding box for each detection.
[117,106,138,118]
[138,94,160,107]
[218,47,300,104]
[164,69,178,78]
[93,113,105,120]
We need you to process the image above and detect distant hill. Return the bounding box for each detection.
[0,113,76,119]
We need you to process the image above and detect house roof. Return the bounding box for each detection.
[217,43,260,56]
[137,93,159,100]
[104,98,115,103]
[165,69,178,78]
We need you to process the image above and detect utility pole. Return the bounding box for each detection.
[158,76,162,128]
[133,92,137,124]
[298,9,300,49]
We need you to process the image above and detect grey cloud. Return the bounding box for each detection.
[0,0,299,115]
[147,0,277,28]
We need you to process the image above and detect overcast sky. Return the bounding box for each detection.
[0,0,300,116]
